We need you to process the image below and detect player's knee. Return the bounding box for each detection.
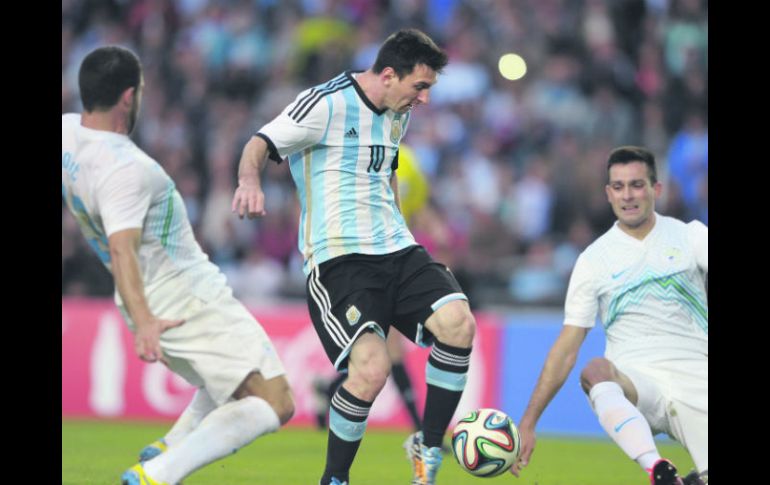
[347,332,392,397]
[435,307,475,347]
[348,352,391,396]
[356,358,391,393]
[236,373,295,424]
[580,357,615,392]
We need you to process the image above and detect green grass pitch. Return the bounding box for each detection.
[62,419,694,485]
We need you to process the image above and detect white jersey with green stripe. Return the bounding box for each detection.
[564,213,708,364]
[62,113,227,317]
[257,71,417,275]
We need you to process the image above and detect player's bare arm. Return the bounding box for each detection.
[511,325,589,477]
[108,228,184,365]
[232,135,271,219]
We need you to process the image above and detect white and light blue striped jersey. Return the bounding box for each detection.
[257,71,417,274]
[564,213,708,364]
[61,113,227,324]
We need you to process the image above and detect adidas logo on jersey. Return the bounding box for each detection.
[345,127,358,138]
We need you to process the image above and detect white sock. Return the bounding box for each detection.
[589,381,659,470]
[637,451,661,471]
[144,396,280,484]
[164,388,217,446]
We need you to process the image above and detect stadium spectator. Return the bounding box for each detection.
[62,0,709,310]
[666,108,708,224]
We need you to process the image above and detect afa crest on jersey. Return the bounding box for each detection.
[346,305,361,325]
[390,117,402,144]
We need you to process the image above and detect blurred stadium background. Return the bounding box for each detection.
[62,0,708,307]
[62,0,706,482]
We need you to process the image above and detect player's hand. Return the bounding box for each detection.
[231,183,266,219]
[510,425,536,477]
[134,317,185,366]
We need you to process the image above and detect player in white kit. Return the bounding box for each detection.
[62,46,295,485]
[510,146,707,485]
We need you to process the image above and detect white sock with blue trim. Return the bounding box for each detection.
[143,396,280,484]
[589,381,659,470]
[164,388,217,447]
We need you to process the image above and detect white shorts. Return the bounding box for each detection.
[615,358,708,473]
[152,287,286,406]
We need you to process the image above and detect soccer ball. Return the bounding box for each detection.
[451,408,521,477]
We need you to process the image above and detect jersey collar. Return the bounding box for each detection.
[346,70,388,116]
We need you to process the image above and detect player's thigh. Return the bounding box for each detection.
[306,257,393,370]
[615,369,641,405]
[666,360,708,471]
[614,362,669,434]
[668,359,707,414]
[385,329,407,361]
[392,246,469,346]
[424,299,475,346]
[160,290,287,406]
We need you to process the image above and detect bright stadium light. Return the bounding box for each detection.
[498,53,527,81]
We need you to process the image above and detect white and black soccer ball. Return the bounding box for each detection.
[451,408,521,478]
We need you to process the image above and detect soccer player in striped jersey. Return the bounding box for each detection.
[62,46,295,485]
[511,147,708,485]
[233,29,475,485]
[311,145,437,439]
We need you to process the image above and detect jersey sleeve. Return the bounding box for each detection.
[687,219,708,273]
[97,162,151,237]
[563,252,599,328]
[257,88,330,162]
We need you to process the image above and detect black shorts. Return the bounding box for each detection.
[306,245,467,370]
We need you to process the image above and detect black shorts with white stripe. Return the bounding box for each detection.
[306,245,467,371]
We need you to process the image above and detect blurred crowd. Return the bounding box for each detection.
[62,0,708,308]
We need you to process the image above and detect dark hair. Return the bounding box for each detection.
[607,146,658,184]
[372,29,448,78]
[78,46,142,111]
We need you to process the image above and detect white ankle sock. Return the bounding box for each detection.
[637,451,661,471]
[589,381,659,469]
[144,396,280,484]
[164,388,217,447]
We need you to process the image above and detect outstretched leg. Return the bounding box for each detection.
[139,388,217,461]
[407,300,474,485]
[421,300,474,449]
[133,372,294,485]
[581,358,682,484]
